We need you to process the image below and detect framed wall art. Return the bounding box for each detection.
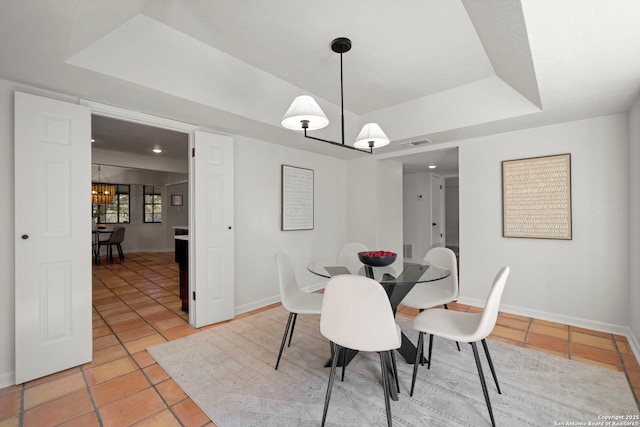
[171,194,183,206]
[281,165,314,231]
[502,153,572,240]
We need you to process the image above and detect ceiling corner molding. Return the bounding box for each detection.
[463,0,543,109]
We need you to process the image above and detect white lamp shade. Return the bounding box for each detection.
[354,123,390,149]
[281,95,330,131]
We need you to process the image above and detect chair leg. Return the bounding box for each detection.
[471,342,496,427]
[427,334,434,370]
[287,313,298,347]
[481,339,501,394]
[390,350,400,393]
[275,312,294,370]
[444,304,461,351]
[379,351,393,427]
[341,347,346,382]
[410,331,424,396]
[418,308,424,366]
[116,244,124,261]
[322,343,340,427]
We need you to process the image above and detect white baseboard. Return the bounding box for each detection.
[123,248,173,254]
[457,296,640,365]
[302,280,327,293]
[626,329,640,367]
[234,295,281,316]
[233,280,326,316]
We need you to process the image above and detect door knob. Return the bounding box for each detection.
[432,223,437,226]
[21,234,29,239]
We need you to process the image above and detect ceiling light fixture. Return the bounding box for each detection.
[152,147,162,153]
[281,37,390,154]
[428,164,437,169]
[91,165,116,205]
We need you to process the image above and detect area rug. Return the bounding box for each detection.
[148,307,639,426]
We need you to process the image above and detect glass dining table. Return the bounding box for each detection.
[307,258,450,363]
[308,258,450,401]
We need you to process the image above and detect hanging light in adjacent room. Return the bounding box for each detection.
[281,37,390,154]
[91,165,116,205]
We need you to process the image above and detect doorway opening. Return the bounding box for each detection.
[90,114,190,308]
[401,147,459,264]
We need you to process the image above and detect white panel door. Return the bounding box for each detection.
[430,173,445,247]
[14,92,92,383]
[192,131,234,327]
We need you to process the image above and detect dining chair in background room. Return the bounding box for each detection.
[97,225,126,263]
[410,266,511,427]
[337,242,368,273]
[274,252,324,370]
[400,246,461,359]
[320,274,402,427]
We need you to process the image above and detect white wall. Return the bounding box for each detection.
[629,97,640,344]
[459,114,631,333]
[166,181,189,243]
[232,135,347,312]
[345,158,404,258]
[376,159,404,257]
[445,177,460,247]
[403,172,431,262]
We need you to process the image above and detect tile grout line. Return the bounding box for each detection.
[18,383,24,427]
[520,317,533,347]
[567,325,572,361]
[612,335,640,410]
[94,258,195,425]
[80,364,105,427]
[95,267,176,343]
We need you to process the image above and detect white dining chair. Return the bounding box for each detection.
[320,274,401,427]
[401,246,460,357]
[337,242,368,273]
[274,252,324,370]
[401,247,458,311]
[409,266,510,427]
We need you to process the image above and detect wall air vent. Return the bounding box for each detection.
[402,139,432,147]
[403,244,413,259]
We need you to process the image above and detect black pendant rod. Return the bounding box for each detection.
[299,37,372,154]
[303,128,371,153]
[340,50,345,147]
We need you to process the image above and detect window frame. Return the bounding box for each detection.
[92,183,130,224]
[143,185,163,224]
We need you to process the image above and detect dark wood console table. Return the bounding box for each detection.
[175,236,189,312]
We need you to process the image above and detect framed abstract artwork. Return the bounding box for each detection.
[502,153,572,240]
[281,165,314,231]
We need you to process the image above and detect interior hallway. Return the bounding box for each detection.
[0,252,638,426]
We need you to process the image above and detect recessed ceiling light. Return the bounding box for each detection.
[428,164,436,169]
[91,138,95,142]
[152,147,162,154]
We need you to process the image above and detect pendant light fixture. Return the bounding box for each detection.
[91,165,116,205]
[281,37,390,153]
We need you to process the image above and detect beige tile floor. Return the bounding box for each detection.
[0,252,638,426]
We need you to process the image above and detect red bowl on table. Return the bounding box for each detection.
[357,251,397,267]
